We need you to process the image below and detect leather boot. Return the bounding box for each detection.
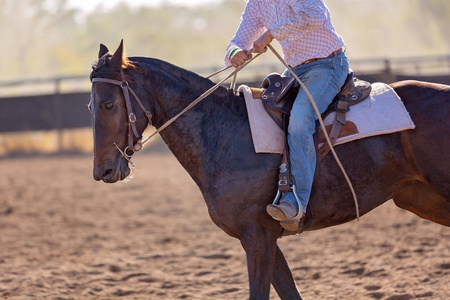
[266,202,303,231]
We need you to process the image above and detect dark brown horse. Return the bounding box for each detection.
[90,41,450,300]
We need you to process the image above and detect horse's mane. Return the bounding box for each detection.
[90,55,215,90]
[131,57,216,89]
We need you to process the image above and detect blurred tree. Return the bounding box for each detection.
[327,0,450,59]
[0,0,80,79]
[418,0,450,49]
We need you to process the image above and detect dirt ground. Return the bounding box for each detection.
[0,149,449,300]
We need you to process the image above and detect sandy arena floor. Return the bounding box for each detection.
[0,150,449,299]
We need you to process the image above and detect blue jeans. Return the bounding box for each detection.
[280,52,349,212]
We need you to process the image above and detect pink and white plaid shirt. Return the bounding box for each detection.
[225,0,345,67]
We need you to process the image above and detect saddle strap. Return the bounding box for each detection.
[317,101,348,161]
[278,145,292,193]
[278,114,293,193]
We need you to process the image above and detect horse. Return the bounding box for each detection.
[90,41,450,300]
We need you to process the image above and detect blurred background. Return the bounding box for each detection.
[0,0,449,156]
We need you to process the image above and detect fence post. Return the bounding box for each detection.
[54,79,63,153]
[383,59,396,83]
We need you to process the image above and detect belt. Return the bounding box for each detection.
[300,48,343,65]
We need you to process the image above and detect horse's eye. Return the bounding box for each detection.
[105,102,114,110]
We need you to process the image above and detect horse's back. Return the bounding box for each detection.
[390,80,450,102]
[391,80,450,133]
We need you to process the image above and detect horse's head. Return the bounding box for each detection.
[90,40,151,183]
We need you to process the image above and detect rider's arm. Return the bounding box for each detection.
[225,1,266,66]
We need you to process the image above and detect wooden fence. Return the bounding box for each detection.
[1,55,449,136]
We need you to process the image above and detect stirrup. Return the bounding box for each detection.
[272,185,303,220]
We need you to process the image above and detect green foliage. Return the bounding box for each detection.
[0,0,449,81]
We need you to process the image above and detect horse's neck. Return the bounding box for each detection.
[159,89,237,188]
[142,62,244,186]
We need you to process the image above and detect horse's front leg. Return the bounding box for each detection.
[272,245,303,299]
[240,227,278,300]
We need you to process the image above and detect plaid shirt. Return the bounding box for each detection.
[225,0,345,67]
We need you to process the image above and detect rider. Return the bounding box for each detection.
[225,0,349,231]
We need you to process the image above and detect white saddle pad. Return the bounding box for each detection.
[239,85,285,154]
[239,82,415,154]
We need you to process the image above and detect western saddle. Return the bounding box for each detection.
[253,70,371,193]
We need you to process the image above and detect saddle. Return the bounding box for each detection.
[257,71,371,193]
[260,71,371,130]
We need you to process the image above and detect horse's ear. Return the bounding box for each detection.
[110,39,127,71]
[98,44,110,59]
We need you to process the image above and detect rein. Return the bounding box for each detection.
[90,51,263,165]
[137,49,265,149]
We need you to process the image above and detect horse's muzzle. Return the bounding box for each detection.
[93,157,130,183]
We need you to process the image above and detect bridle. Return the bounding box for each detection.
[91,70,152,166]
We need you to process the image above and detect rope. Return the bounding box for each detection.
[205,65,233,79]
[267,44,360,221]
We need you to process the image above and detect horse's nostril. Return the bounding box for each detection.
[101,168,114,180]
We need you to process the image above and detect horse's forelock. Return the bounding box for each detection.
[90,54,136,82]
[92,55,111,71]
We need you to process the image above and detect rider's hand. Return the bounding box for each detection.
[230,49,252,68]
[253,30,274,53]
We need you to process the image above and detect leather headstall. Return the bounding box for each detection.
[91,70,152,162]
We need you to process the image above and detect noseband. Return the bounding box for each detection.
[91,70,152,165]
